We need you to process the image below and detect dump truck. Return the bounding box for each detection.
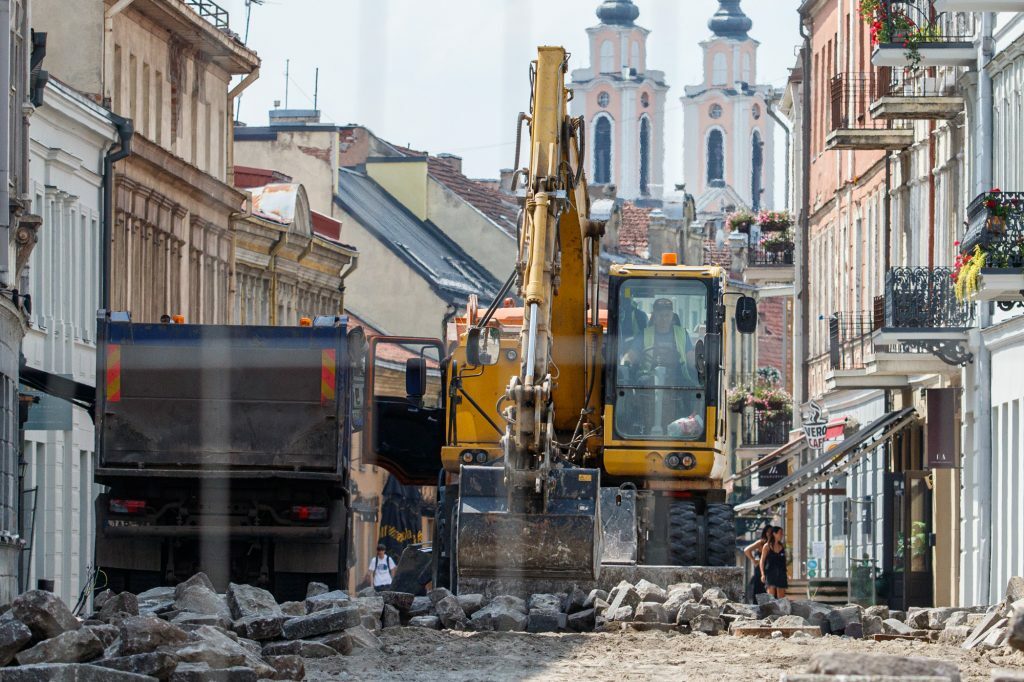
[360,47,758,594]
[92,313,364,599]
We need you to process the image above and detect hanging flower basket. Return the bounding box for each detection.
[758,210,794,232]
[727,210,757,234]
[765,240,795,254]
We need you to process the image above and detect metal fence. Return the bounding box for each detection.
[884,267,975,329]
[829,311,876,371]
[875,65,959,99]
[185,0,230,30]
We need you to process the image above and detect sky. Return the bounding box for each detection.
[218,0,802,193]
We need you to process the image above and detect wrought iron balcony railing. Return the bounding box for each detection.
[741,411,793,448]
[749,246,795,267]
[876,1,976,47]
[961,191,1024,266]
[185,0,230,30]
[883,267,975,330]
[829,311,876,371]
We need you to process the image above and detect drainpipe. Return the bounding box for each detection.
[0,0,11,285]
[973,11,995,606]
[101,115,134,311]
[798,16,813,415]
[266,233,287,326]
[766,94,792,211]
[337,256,359,316]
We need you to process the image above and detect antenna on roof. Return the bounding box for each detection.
[285,59,290,109]
[314,67,319,110]
[235,0,264,122]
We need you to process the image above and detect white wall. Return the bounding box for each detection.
[23,82,114,603]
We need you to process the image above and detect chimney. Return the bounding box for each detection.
[499,168,515,194]
[269,109,322,126]
[436,153,463,174]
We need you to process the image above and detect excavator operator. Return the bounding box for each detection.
[620,298,703,438]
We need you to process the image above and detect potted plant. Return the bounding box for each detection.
[983,188,1012,235]
[859,0,937,72]
[953,244,985,303]
[727,209,757,234]
[758,210,793,232]
[727,388,748,413]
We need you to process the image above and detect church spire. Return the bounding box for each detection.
[708,0,752,40]
[596,0,639,27]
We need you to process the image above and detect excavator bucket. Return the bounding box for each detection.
[456,465,602,582]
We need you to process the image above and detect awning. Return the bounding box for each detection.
[727,418,847,485]
[734,408,918,516]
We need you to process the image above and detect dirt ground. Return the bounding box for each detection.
[306,628,1024,681]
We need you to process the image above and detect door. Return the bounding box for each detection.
[885,471,934,609]
[363,337,445,485]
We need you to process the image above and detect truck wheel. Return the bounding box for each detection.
[705,503,736,567]
[668,501,700,566]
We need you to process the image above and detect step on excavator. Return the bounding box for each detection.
[362,46,759,594]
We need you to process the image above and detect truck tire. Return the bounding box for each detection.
[705,503,736,567]
[668,500,700,566]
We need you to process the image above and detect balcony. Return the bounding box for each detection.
[741,411,793,448]
[129,0,257,74]
[827,73,914,151]
[826,312,914,391]
[870,2,976,68]
[745,245,795,284]
[874,267,975,366]
[933,0,1024,11]
[870,67,965,120]
[958,191,1024,305]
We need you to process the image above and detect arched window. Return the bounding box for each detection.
[752,130,764,210]
[594,115,612,184]
[600,41,615,73]
[639,117,651,196]
[631,42,641,71]
[707,129,724,184]
[712,53,727,86]
[742,54,751,83]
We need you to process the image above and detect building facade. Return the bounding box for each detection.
[35,0,260,323]
[21,80,117,603]
[570,0,668,201]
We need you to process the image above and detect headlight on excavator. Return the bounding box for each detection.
[461,449,489,464]
[663,452,697,471]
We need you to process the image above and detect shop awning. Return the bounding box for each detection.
[734,408,917,516]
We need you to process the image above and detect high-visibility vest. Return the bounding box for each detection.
[642,326,697,384]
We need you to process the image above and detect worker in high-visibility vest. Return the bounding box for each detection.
[621,297,702,436]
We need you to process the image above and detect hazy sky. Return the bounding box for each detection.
[220,0,802,191]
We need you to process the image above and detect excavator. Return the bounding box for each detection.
[362,46,758,591]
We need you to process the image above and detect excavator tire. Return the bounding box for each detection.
[706,503,736,567]
[668,500,700,566]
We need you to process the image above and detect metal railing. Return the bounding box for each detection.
[829,311,876,370]
[749,245,795,267]
[961,191,1024,269]
[185,0,230,30]
[830,72,890,131]
[884,267,975,329]
[741,411,793,447]
[877,2,976,46]
[875,65,959,99]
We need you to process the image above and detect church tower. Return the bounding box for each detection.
[682,0,775,213]
[570,1,669,201]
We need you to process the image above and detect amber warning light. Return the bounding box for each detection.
[661,252,678,266]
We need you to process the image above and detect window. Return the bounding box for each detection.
[594,115,612,184]
[631,41,641,70]
[742,53,751,83]
[639,117,651,196]
[751,130,763,211]
[712,53,727,86]
[598,91,610,108]
[709,104,723,119]
[641,92,650,108]
[707,129,724,184]
[600,40,615,73]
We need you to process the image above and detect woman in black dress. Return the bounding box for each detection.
[759,525,788,599]
[743,523,771,602]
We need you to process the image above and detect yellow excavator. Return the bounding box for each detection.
[362,46,758,590]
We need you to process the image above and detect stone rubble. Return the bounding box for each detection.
[0,572,1017,679]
